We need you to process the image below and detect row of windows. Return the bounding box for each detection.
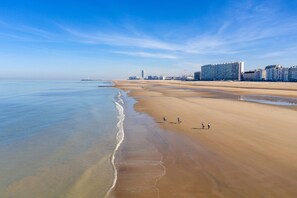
[201,64,241,80]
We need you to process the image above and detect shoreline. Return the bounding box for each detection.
[113,90,169,197]
[105,92,126,198]
[114,80,297,197]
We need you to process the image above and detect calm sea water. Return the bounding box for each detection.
[0,80,120,197]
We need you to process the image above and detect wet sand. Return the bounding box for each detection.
[114,80,297,197]
[114,94,166,197]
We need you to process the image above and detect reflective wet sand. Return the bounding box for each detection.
[115,95,166,197]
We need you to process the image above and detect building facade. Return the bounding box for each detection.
[201,64,216,80]
[201,62,244,81]
[243,69,266,81]
[242,71,257,81]
[283,68,289,82]
[194,71,201,81]
[288,66,297,82]
[255,69,266,81]
[129,76,140,80]
[265,65,285,81]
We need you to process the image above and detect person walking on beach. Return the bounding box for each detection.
[177,117,181,124]
[202,122,205,129]
[163,117,167,122]
[208,123,211,130]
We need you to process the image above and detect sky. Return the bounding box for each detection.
[0,0,297,80]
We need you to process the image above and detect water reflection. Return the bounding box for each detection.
[163,86,297,107]
[239,95,297,106]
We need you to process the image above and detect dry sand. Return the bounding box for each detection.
[114,80,297,198]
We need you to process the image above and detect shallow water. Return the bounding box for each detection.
[239,95,297,106]
[0,80,120,197]
[159,85,297,106]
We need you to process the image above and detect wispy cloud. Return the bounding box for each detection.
[0,32,29,41]
[57,0,297,57]
[1,0,297,62]
[113,51,178,59]
[58,25,178,51]
[0,20,56,41]
[255,45,297,59]
[59,25,239,55]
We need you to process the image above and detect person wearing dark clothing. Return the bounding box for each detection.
[208,123,211,130]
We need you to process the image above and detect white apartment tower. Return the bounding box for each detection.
[201,62,244,81]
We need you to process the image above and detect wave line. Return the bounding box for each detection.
[105,92,125,198]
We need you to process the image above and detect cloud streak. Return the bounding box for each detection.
[59,25,238,55]
[58,25,178,51]
[1,0,297,62]
[113,51,178,59]
[0,20,56,42]
[57,1,297,58]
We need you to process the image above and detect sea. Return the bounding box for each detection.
[0,80,124,197]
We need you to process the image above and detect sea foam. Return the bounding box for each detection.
[105,92,125,198]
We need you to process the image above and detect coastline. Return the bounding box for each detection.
[105,91,126,198]
[114,80,297,197]
[113,90,167,197]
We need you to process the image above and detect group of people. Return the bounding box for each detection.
[201,122,211,130]
[163,116,182,124]
[162,116,211,129]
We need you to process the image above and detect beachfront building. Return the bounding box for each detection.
[194,71,201,81]
[242,70,257,81]
[283,68,289,82]
[159,76,166,80]
[201,64,216,80]
[141,70,145,79]
[265,65,285,81]
[201,62,244,81]
[147,75,166,80]
[256,69,266,81]
[288,66,297,82]
[181,75,194,81]
[164,76,175,80]
[243,69,266,81]
[129,76,141,80]
[147,75,158,80]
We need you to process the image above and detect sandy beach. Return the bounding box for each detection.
[114,80,297,197]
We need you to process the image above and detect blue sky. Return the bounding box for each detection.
[0,0,297,80]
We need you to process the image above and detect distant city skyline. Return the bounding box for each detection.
[0,0,297,80]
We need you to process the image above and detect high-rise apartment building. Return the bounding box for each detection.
[141,70,145,79]
[288,66,297,82]
[265,65,285,81]
[201,62,244,81]
[256,69,266,81]
[282,68,289,82]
